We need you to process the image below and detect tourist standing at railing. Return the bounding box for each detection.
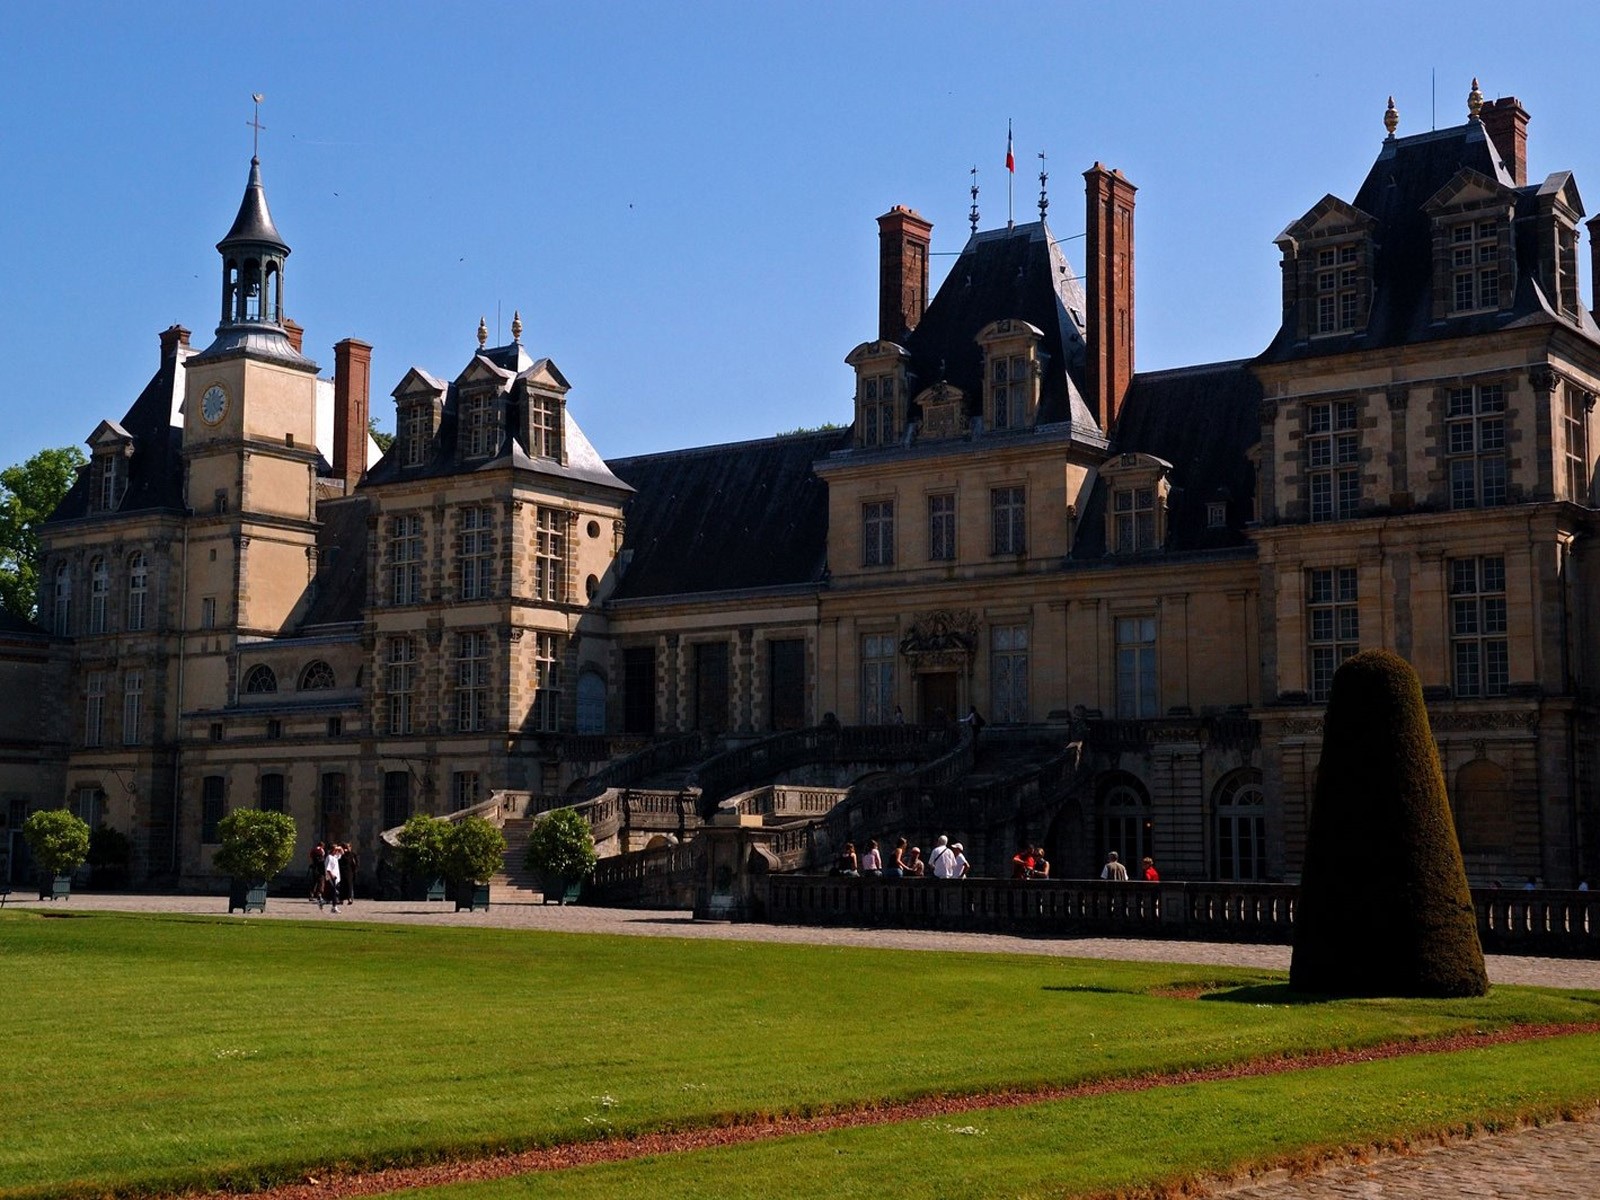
[887,838,908,878]
[1032,845,1050,879]
[927,835,955,878]
[1101,851,1128,882]
[860,839,882,877]
[834,842,859,876]
[905,846,925,877]
[951,842,970,879]
[1142,856,1159,883]
[1011,845,1035,879]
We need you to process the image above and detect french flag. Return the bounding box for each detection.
[1006,122,1014,173]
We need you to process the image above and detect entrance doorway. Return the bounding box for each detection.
[918,673,958,725]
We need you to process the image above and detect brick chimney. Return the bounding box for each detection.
[1480,97,1529,187]
[876,206,933,344]
[332,338,372,490]
[282,317,306,354]
[1084,163,1137,433]
[158,324,190,361]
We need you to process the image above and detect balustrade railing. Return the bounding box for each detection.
[569,733,707,800]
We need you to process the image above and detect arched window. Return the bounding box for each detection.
[1214,770,1267,881]
[1452,759,1511,859]
[127,552,148,632]
[243,664,277,694]
[576,670,607,734]
[89,557,109,634]
[53,563,72,635]
[299,661,336,691]
[1096,773,1152,872]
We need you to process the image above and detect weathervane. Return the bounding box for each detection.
[969,166,980,234]
[1038,152,1049,221]
[247,93,266,160]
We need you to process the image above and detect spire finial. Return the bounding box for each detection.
[969,166,980,235]
[247,93,266,161]
[510,309,523,342]
[1468,77,1483,121]
[1037,151,1049,221]
[1384,95,1399,138]
[477,316,488,349]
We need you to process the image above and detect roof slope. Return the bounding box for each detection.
[47,355,185,523]
[607,427,851,600]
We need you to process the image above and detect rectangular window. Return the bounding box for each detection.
[991,486,1026,555]
[266,718,282,740]
[1450,220,1500,312]
[1307,566,1359,701]
[459,507,492,600]
[1450,556,1509,697]
[1314,244,1362,334]
[1445,384,1507,509]
[319,772,346,838]
[327,716,342,738]
[382,771,410,830]
[84,671,105,748]
[990,624,1029,724]
[768,638,807,731]
[1113,487,1157,552]
[402,404,431,467]
[532,632,563,732]
[201,596,216,629]
[622,646,656,735]
[928,493,956,561]
[390,513,425,605]
[860,376,896,447]
[1115,616,1158,719]
[1564,384,1590,505]
[452,771,479,812]
[72,786,103,830]
[862,500,895,567]
[259,772,285,813]
[1305,400,1359,521]
[860,632,896,724]
[989,354,1028,429]
[529,394,562,459]
[89,562,108,634]
[201,776,225,843]
[533,508,566,602]
[387,637,415,735]
[127,556,147,632]
[455,630,489,732]
[462,392,496,458]
[691,641,728,733]
[121,670,142,746]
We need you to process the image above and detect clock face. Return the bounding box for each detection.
[201,384,229,425]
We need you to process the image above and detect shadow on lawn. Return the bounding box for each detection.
[1200,982,1329,1005]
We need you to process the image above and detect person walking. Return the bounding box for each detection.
[340,843,358,905]
[308,841,326,904]
[1101,851,1129,882]
[323,844,343,914]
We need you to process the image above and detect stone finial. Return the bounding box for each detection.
[1384,95,1399,138]
[511,309,523,342]
[477,316,488,348]
[1468,77,1483,121]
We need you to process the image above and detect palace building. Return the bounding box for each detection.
[7,83,1599,891]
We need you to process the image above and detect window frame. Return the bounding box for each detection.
[861,499,895,567]
[1450,555,1509,698]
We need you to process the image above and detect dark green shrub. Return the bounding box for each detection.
[395,813,451,882]
[443,816,507,885]
[21,809,90,877]
[1290,648,1487,997]
[87,826,132,889]
[523,807,597,883]
[213,810,298,884]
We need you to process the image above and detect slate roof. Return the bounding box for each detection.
[46,354,185,523]
[301,496,371,627]
[903,220,1102,439]
[1261,119,1600,363]
[218,157,289,252]
[606,427,852,600]
[1073,360,1262,559]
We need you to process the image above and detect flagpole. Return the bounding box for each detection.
[1007,119,1014,228]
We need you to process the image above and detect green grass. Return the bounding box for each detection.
[419,1035,1600,1200]
[1,910,1597,1199]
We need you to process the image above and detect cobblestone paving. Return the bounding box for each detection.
[1213,1108,1600,1198]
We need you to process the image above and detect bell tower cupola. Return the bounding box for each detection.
[218,156,290,331]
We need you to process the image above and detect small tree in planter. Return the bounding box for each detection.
[443,815,507,912]
[214,809,298,914]
[22,809,91,900]
[524,807,597,905]
[395,813,451,901]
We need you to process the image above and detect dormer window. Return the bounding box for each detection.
[460,391,497,459]
[1450,219,1501,312]
[975,319,1044,431]
[1113,488,1156,551]
[860,376,898,447]
[393,369,446,470]
[1100,452,1173,554]
[96,455,123,512]
[528,390,564,460]
[401,404,431,467]
[844,340,910,450]
[1315,243,1362,334]
[1276,196,1375,341]
[1207,500,1227,529]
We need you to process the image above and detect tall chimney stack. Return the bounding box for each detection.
[1084,164,1137,433]
[332,338,372,491]
[158,324,191,361]
[282,317,306,355]
[1480,97,1529,187]
[876,206,933,344]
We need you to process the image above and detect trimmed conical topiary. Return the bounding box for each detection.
[1290,648,1487,997]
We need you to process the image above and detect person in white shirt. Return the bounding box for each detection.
[323,846,342,914]
[860,839,882,877]
[950,842,970,879]
[1100,851,1129,882]
[927,835,955,879]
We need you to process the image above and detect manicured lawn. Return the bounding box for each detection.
[1,910,1596,1199]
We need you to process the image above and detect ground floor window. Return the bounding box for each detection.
[1096,776,1151,871]
[201,776,225,844]
[1214,771,1266,881]
[382,771,410,831]
[860,633,895,724]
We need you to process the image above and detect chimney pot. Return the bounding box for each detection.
[876,206,933,344]
[282,317,305,354]
[332,338,373,491]
[1480,96,1530,188]
[158,324,191,360]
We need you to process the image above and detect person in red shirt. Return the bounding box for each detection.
[1142,856,1160,882]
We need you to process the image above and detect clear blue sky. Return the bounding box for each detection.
[2,1,1597,470]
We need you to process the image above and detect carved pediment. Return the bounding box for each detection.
[912,382,968,441]
[522,357,571,393]
[87,419,134,452]
[899,609,979,660]
[1424,168,1515,215]
[845,340,910,367]
[1277,195,1377,247]
[391,366,446,401]
[456,355,515,390]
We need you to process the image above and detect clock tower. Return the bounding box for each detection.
[181,155,323,642]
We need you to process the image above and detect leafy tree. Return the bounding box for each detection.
[0,446,87,621]
[21,809,91,877]
[395,813,451,882]
[213,810,298,884]
[443,815,507,885]
[524,807,597,884]
[368,418,395,453]
[1290,649,1487,997]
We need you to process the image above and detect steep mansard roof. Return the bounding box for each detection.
[606,427,851,601]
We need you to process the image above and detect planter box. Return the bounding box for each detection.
[424,878,447,903]
[542,878,583,906]
[228,880,268,914]
[39,874,71,901]
[456,882,491,912]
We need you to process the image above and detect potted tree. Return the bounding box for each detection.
[444,815,506,912]
[22,809,91,900]
[524,807,596,905]
[395,813,451,901]
[214,809,298,913]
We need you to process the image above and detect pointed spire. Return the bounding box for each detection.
[218,156,288,253]
[510,309,523,342]
[1037,152,1049,222]
[969,166,980,234]
[1384,95,1399,138]
[1468,77,1483,121]
[477,316,489,349]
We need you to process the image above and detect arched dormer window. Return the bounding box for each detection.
[299,661,335,691]
[844,340,911,449]
[53,563,71,636]
[1100,452,1174,554]
[1275,195,1377,339]
[975,319,1045,431]
[88,557,109,634]
[243,664,277,694]
[127,552,148,632]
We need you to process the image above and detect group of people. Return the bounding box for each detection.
[1099,851,1160,882]
[832,834,972,879]
[1010,845,1051,879]
[307,841,357,913]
